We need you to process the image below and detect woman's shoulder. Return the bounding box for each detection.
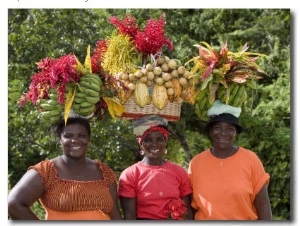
[28,159,53,171]
[238,147,260,158]
[165,160,188,174]
[191,149,210,160]
[93,159,117,184]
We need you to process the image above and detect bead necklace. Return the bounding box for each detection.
[157,167,165,196]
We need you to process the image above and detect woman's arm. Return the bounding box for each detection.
[254,184,272,220]
[182,194,194,220]
[8,169,44,220]
[119,196,137,220]
[108,181,122,220]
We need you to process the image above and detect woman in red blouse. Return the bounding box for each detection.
[118,114,193,220]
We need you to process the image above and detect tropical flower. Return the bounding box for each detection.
[188,41,268,90]
[164,198,188,220]
[18,54,82,107]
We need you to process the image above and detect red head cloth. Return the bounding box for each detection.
[137,126,170,146]
[132,115,170,146]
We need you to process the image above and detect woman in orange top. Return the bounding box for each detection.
[188,100,272,220]
[8,117,122,220]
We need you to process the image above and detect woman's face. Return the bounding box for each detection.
[60,123,90,159]
[209,122,237,149]
[141,131,167,160]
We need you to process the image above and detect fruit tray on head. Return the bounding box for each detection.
[121,98,181,121]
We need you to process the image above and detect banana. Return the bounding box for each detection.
[198,95,209,110]
[49,93,58,100]
[80,87,100,97]
[231,85,246,107]
[80,101,94,108]
[72,103,81,110]
[75,91,89,99]
[195,89,206,101]
[232,94,242,107]
[49,109,61,116]
[81,73,102,83]
[49,114,61,123]
[80,81,101,92]
[40,103,57,111]
[216,86,225,101]
[240,85,247,102]
[228,84,240,104]
[86,96,100,104]
[46,99,60,106]
[39,111,51,119]
[81,75,102,87]
[74,96,86,104]
[78,105,95,115]
[195,102,208,121]
[230,84,240,98]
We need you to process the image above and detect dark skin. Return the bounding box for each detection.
[209,122,272,220]
[8,122,122,220]
[120,131,194,220]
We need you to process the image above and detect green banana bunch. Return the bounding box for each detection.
[194,89,211,121]
[72,73,102,116]
[38,93,64,123]
[226,84,247,107]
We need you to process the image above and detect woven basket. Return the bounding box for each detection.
[121,98,181,121]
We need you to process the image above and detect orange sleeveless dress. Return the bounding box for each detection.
[28,159,116,220]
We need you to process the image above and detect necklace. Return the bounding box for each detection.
[211,146,237,167]
[156,166,165,196]
[211,146,236,159]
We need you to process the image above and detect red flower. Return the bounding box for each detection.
[18,54,82,106]
[108,14,139,39]
[91,40,108,74]
[135,14,173,57]
[164,198,187,220]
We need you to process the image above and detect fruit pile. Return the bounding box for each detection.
[114,55,197,111]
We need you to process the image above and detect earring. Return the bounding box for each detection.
[56,142,62,151]
[140,150,144,155]
[164,149,168,154]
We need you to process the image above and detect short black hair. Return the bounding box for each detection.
[53,117,91,139]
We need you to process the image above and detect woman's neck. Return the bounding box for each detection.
[211,146,238,159]
[141,158,166,166]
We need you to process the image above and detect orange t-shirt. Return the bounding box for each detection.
[29,159,116,220]
[188,147,270,220]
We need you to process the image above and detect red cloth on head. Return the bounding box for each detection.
[138,126,170,146]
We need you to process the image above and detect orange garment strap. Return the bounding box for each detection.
[29,159,116,218]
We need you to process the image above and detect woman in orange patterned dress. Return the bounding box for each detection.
[8,117,122,220]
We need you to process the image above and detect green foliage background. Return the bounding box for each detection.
[8,9,290,220]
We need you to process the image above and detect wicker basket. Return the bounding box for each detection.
[121,98,181,121]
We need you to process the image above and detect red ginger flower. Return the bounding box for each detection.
[91,40,108,74]
[164,198,187,220]
[135,14,173,57]
[18,54,82,106]
[108,14,139,39]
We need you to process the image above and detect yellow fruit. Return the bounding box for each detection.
[133,81,150,108]
[172,78,182,102]
[152,84,168,110]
